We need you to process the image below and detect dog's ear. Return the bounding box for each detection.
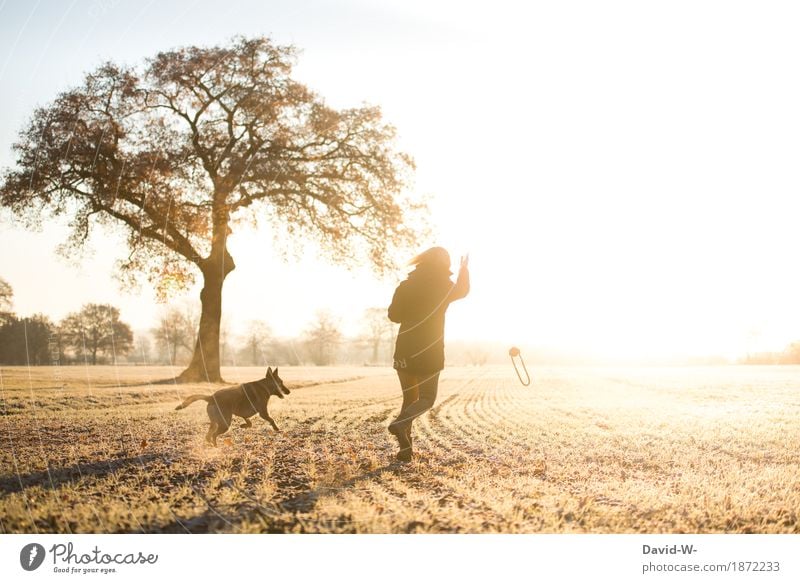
[266,366,273,377]
[274,367,279,377]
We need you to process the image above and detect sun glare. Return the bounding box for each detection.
[2,1,800,363]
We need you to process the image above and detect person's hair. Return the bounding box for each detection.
[409,247,451,270]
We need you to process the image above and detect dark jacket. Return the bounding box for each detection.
[388,263,469,373]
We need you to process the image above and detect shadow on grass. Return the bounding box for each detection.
[93,377,230,389]
[0,453,164,495]
[149,459,407,534]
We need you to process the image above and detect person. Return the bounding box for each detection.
[387,247,470,462]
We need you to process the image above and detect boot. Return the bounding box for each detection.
[388,422,412,462]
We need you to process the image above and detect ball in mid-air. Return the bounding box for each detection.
[508,346,520,357]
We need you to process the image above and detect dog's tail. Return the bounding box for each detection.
[175,394,211,410]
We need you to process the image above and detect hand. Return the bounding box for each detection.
[459,254,469,271]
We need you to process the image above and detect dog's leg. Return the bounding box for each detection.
[240,417,253,429]
[206,422,218,446]
[206,401,233,445]
[216,414,232,440]
[216,422,231,438]
[259,411,280,432]
[210,421,231,446]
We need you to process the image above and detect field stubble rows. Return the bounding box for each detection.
[0,365,798,533]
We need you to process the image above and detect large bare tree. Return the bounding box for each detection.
[0,37,425,381]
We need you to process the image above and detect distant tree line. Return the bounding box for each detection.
[0,276,402,367]
[0,278,134,365]
[740,343,800,365]
[141,306,397,367]
[8,274,800,368]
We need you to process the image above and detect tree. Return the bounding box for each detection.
[266,337,302,366]
[239,320,272,366]
[133,334,153,365]
[219,321,233,366]
[465,346,489,366]
[0,314,54,365]
[780,341,800,364]
[152,306,195,364]
[304,310,342,366]
[0,278,13,324]
[360,306,394,364]
[60,304,133,365]
[0,37,425,382]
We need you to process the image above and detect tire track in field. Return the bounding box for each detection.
[430,374,662,519]
[321,429,510,534]
[425,376,540,465]
[289,373,500,531]
[443,373,586,462]
[416,375,551,474]
[478,380,546,445]
[458,375,617,486]
[421,373,525,455]
[410,376,565,531]
[413,374,487,458]
[293,377,397,432]
[411,372,524,466]
[300,381,432,526]
[368,371,528,530]
[433,375,510,441]
[467,376,545,435]
[375,469,505,533]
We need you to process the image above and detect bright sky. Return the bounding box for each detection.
[2,0,800,360]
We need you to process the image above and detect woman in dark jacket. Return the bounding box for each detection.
[387,247,470,461]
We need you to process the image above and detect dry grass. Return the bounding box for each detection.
[1,364,798,533]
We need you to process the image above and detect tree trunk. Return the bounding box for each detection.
[90,330,98,365]
[178,253,234,382]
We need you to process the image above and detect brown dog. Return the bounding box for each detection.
[175,367,290,445]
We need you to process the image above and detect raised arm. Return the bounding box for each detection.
[449,254,470,302]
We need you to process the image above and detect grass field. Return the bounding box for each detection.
[1,364,798,533]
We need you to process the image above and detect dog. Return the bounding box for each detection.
[175,367,290,446]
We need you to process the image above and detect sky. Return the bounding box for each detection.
[1,0,800,360]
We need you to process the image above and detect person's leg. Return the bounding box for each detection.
[389,370,418,458]
[398,371,418,450]
[399,370,420,411]
[390,371,440,429]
